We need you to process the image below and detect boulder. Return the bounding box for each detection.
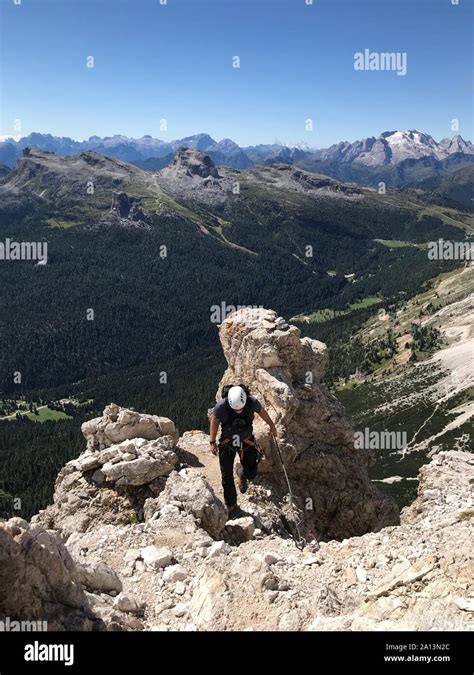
[141,545,173,570]
[81,403,178,451]
[162,564,188,583]
[207,541,232,558]
[153,469,227,538]
[113,593,145,614]
[224,517,255,545]
[189,568,229,629]
[76,561,123,594]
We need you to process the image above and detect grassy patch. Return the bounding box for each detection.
[29,407,72,422]
[375,239,414,248]
[4,406,73,423]
[349,296,382,310]
[374,239,427,250]
[46,218,76,229]
[293,296,382,324]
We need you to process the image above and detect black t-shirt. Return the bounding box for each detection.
[212,395,261,439]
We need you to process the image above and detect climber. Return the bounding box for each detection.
[209,384,277,517]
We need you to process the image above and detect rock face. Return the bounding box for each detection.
[216,307,399,539]
[110,191,150,224]
[82,403,178,451]
[32,404,179,535]
[163,147,220,179]
[75,437,177,487]
[0,517,150,631]
[0,519,112,631]
[246,163,362,198]
[157,148,233,203]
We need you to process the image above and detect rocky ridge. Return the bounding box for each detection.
[0,310,472,632]
[1,130,472,170]
[317,130,474,167]
[1,447,471,631]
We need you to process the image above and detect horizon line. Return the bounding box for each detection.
[1,129,472,149]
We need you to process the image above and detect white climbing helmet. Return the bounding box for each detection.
[228,385,247,411]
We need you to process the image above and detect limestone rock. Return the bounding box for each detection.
[189,568,229,629]
[224,517,255,545]
[216,307,399,540]
[2,445,472,632]
[152,468,227,538]
[3,314,471,634]
[207,541,232,558]
[367,556,437,599]
[0,522,103,630]
[141,545,173,570]
[402,450,474,526]
[32,436,178,535]
[162,564,188,583]
[81,403,178,451]
[113,593,145,614]
[76,561,123,594]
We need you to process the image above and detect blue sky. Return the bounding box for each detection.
[0,0,472,147]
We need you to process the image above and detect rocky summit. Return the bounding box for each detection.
[216,307,399,539]
[158,147,223,191]
[0,309,472,632]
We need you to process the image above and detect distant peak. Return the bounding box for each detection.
[167,146,220,179]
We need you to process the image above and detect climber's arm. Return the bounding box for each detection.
[209,414,220,455]
[257,407,277,437]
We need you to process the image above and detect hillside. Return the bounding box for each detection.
[2,147,470,399]
[1,308,472,632]
[414,165,474,210]
[0,147,472,519]
[331,266,473,503]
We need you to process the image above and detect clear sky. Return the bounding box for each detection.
[0,0,472,147]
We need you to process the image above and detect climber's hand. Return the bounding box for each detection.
[209,442,218,456]
[269,423,278,437]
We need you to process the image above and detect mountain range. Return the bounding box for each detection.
[1,130,473,190]
[316,130,473,166]
[0,144,470,399]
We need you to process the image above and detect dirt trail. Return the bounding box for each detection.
[178,431,266,513]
